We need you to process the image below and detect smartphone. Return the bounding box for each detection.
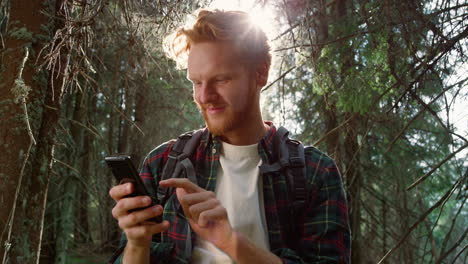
[105,155,162,223]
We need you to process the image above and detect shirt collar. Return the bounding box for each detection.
[200,121,278,159]
[259,121,277,162]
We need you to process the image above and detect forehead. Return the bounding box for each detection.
[187,41,247,79]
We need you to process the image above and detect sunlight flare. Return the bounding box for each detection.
[208,0,278,39]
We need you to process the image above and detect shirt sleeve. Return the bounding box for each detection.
[108,236,174,264]
[273,149,351,263]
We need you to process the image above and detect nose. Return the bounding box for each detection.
[195,81,218,105]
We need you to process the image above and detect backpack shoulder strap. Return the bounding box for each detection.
[157,129,204,205]
[160,132,193,181]
[285,138,307,208]
[259,126,307,249]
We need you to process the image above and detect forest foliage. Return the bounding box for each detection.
[0,0,466,264]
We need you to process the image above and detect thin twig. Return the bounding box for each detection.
[2,142,33,264]
[35,170,51,264]
[450,243,468,264]
[78,69,145,136]
[438,196,468,261]
[273,30,370,52]
[261,66,296,93]
[3,35,37,264]
[68,119,103,139]
[436,223,468,263]
[385,83,456,153]
[377,173,466,263]
[15,47,37,145]
[52,158,81,175]
[313,114,356,146]
[406,142,468,191]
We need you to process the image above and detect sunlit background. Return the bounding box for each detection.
[1,1,466,263]
[210,0,467,149]
[208,0,279,39]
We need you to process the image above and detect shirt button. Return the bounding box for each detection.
[212,148,217,154]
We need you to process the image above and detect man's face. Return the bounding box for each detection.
[187,41,261,136]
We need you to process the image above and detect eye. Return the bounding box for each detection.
[215,77,230,83]
[192,81,202,87]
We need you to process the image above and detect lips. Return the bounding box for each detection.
[206,106,225,114]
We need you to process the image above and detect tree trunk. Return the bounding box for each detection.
[130,81,148,166]
[322,94,341,165]
[74,89,92,244]
[344,115,362,264]
[382,198,387,260]
[101,84,121,250]
[53,175,78,264]
[117,85,130,154]
[0,1,53,262]
[54,89,85,264]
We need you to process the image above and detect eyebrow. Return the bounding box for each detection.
[187,72,233,81]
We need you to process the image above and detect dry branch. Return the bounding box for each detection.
[385,82,460,153]
[378,173,466,263]
[261,66,296,93]
[406,143,468,191]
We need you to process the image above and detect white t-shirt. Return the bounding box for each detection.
[191,141,270,264]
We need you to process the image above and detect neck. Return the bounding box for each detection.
[219,112,268,146]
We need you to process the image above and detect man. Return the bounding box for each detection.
[109,9,351,264]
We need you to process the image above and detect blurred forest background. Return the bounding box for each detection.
[0,0,466,263]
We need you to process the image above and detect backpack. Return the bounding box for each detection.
[156,127,307,249]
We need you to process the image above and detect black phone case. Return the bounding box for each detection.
[105,155,162,223]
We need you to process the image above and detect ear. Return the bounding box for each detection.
[256,62,269,88]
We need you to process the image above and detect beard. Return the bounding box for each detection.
[194,81,259,137]
[204,109,238,136]
[196,104,246,136]
[195,99,256,137]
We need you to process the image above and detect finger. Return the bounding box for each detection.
[119,177,135,185]
[159,178,203,193]
[179,191,216,207]
[188,199,220,222]
[177,191,216,220]
[126,220,170,239]
[198,206,228,228]
[119,205,164,229]
[109,182,134,201]
[112,195,153,219]
[176,187,192,219]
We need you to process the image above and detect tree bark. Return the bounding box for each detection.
[74,88,92,245]
[102,84,121,250]
[344,114,361,264]
[0,0,51,262]
[54,89,85,264]
[130,80,148,166]
[117,85,130,154]
[382,198,387,260]
[1,0,70,263]
[322,94,341,165]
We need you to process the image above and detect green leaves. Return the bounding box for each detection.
[265,0,467,261]
[9,26,33,41]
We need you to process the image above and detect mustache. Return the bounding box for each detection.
[194,100,225,111]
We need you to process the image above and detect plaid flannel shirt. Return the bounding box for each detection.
[109,123,351,263]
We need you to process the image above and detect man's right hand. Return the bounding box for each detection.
[109,182,170,248]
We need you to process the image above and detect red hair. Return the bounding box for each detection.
[164,9,271,69]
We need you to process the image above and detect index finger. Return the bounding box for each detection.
[159,178,203,193]
[109,182,133,201]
